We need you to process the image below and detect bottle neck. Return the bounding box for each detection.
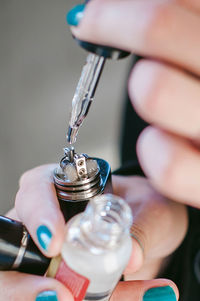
[79,194,133,249]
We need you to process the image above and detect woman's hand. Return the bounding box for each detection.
[67,0,200,208]
[8,165,187,300]
[1,166,73,301]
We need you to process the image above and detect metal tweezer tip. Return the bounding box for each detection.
[67,126,78,145]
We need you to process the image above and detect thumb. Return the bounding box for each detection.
[110,279,179,301]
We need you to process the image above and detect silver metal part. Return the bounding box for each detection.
[54,147,103,201]
[12,228,29,269]
[67,146,75,163]
[67,53,106,144]
[74,155,87,178]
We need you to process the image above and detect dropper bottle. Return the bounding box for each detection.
[48,194,133,301]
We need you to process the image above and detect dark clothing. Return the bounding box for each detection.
[116,56,200,300]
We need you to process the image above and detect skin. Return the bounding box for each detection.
[2,0,199,299]
[2,166,185,300]
[70,0,200,208]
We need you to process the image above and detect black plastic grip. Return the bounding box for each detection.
[75,38,130,59]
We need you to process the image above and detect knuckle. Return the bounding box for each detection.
[18,164,52,187]
[131,223,147,253]
[160,152,186,198]
[129,60,168,122]
[82,0,106,38]
[18,169,32,187]
[146,3,175,47]
[15,186,26,207]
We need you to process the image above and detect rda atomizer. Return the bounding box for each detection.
[54,147,112,221]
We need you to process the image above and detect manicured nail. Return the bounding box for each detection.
[36,291,58,301]
[137,127,172,180]
[67,4,86,26]
[143,286,176,301]
[37,225,52,251]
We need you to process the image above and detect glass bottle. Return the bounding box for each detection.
[56,194,133,301]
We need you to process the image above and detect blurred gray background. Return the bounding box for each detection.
[0,0,131,213]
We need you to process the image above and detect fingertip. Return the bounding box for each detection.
[128,59,160,119]
[143,285,178,301]
[136,126,173,182]
[69,0,97,39]
[110,279,179,301]
[69,0,118,47]
[0,271,74,301]
[151,279,179,300]
[35,214,65,257]
[45,278,74,301]
[167,280,179,300]
[48,218,66,257]
[37,275,74,301]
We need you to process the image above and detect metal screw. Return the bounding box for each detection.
[79,168,86,176]
[78,160,84,167]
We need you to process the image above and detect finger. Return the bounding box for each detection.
[15,164,65,257]
[0,271,73,301]
[6,208,19,220]
[129,59,200,141]
[176,0,200,13]
[112,175,188,277]
[137,126,200,208]
[110,279,179,301]
[71,0,200,75]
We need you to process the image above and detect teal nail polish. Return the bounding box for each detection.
[66,4,86,26]
[36,291,58,301]
[36,225,52,251]
[143,286,176,301]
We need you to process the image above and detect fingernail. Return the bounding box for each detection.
[36,291,58,301]
[37,225,52,251]
[143,286,176,301]
[66,4,86,26]
[137,128,172,180]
